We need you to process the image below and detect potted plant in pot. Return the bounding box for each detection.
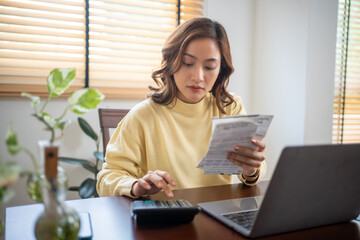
[5,68,104,240]
[59,117,104,199]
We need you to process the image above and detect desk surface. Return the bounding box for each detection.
[6,181,360,240]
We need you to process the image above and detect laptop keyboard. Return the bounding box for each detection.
[222,210,258,230]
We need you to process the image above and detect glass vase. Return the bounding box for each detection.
[26,171,42,203]
[34,141,80,240]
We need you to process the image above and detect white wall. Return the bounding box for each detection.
[1,0,338,210]
[206,0,338,178]
[204,0,255,107]
[304,1,337,144]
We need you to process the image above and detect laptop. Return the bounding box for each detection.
[198,144,360,238]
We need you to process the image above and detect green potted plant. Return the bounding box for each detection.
[59,117,104,198]
[5,68,104,239]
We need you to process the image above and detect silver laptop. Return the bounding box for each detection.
[198,144,360,238]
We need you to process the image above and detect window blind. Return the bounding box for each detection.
[88,0,177,98]
[180,0,203,24]
[0,0,203,98]
[333,0,360,143]
[0,0,86,97]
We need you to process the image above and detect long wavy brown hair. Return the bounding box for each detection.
[149,17,235,114]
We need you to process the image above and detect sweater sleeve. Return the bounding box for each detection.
[96,112,147,198]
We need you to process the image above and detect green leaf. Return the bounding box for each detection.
[26,173,42,203]
[57,119,71,131]
[78,117,98,141]
[79,178,97,198]
[47,68,76,97]
[68,88,104,114]
[59,157,96,173]
[59,157,95,167]
[94,151,105,162]
[5,125,22,155]
[82,163,96,174]
[68,186,80,191]
[42,112,55,128]
[21,92,40,107]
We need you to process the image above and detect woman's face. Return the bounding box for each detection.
[173,38,221,104]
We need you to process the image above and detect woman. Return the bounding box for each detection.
[97,17,267,198]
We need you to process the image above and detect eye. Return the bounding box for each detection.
[205,66,216,70]
[182,62,193,67]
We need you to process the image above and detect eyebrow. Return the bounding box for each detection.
[184,53,219,62]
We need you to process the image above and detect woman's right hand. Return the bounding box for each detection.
[131,170,177,198]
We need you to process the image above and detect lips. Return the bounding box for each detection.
[188,85,203,90]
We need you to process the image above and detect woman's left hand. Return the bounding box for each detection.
[226,138,266,178]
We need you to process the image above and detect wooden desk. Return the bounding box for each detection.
[6,181,360,240]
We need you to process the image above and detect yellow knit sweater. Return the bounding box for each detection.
[97,93,266,197]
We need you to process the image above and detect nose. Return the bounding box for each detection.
[192,65,204,82]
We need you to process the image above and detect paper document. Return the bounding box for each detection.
[196,115,273,175]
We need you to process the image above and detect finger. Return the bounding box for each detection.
[159,179,174,198]
[251,139,266,152]
[232,146,265,161]
[227,157,259,176]
[226,152,263,168]
[137,178,152,190]
[143,173,164,189]
[153,171,175,197]
[154,170,177,186]
[132,180,155,197]
[226,157,258,174]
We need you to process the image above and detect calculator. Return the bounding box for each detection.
[131,199,200,224]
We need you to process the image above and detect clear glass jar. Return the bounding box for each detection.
[26,171,42,203]
[34,141,80,240]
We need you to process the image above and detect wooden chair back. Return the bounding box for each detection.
[98,108,129,158]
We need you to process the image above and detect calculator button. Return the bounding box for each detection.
[155,201,167,207]
[177,200,191,207]
[166,200,179,207]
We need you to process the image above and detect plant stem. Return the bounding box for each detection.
[57,106,69,121]
[22,146,40,173]
[95,133,100,180]
[50,127,55,144]
[33,103,38,115]
[40,93,52,113]
[52,106,70,143]
[95,159,99,181]
[37,91,56,143]
[96,130,100,152]
[35,114,56,144]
